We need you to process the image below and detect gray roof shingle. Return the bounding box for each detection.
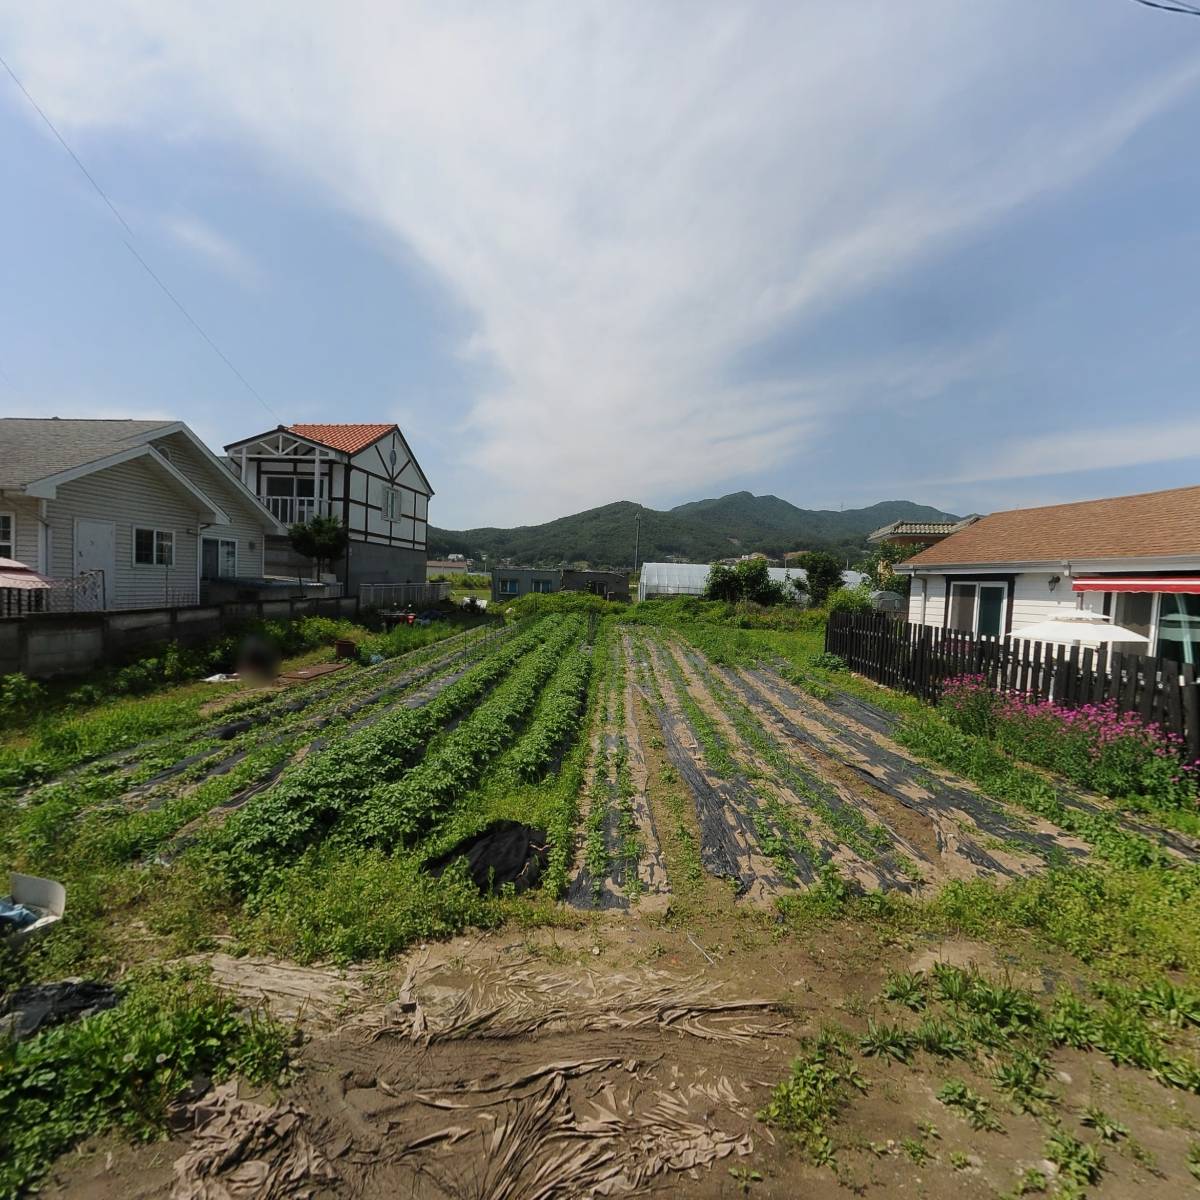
[0,418,176,489]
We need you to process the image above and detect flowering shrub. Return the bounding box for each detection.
[939,675,1198,809]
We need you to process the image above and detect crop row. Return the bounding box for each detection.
[124,624,501,782]
[506,636,595,782]
[346,615,587,850]
[218,616,566,892]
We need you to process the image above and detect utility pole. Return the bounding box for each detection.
[633,512,641,573]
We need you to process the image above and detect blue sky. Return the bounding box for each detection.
[1,2,1198,528]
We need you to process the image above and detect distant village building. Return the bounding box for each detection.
[426,558,473,575]
[637,561,866,601]
[867,517,978,549]
[491,567,630,603]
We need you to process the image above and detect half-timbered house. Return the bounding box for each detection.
[223,423,433,591]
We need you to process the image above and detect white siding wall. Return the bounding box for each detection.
[348,429,430,552]
[908,574,947,626]
[909,571,1101,633]
[155,433,270,577]
[0,495,42,568]
[47,458,203,609]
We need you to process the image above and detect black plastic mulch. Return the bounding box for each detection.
[741,668,1088,869]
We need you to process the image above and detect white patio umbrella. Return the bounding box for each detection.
[1006,609,1149,647]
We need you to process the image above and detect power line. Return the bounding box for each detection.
[0,51,277,418]
[1132,0,1200,14]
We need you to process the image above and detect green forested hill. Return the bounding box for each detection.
[428,493,956,568]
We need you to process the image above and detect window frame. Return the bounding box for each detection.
[0,511,14,560]
[132,526,175,568]
[530,578,554,594]
[201,535,238,580]
[1104,589,1198,667]
[946,579,1008,638]
[382,487,400,522]
[498,577,520,596]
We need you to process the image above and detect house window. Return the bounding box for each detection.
[498,577,520,595]
[1157,594,1200,668]
[530,579,554,594]
[383,488,400,521]
[133,527,175,567]
[201,536,237,580]
[0,513,13,559]
[948,581,1007,638]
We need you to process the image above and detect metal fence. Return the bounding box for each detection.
[1,571,104,618]
[359,581,450,609]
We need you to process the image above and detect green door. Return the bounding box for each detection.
[977,584,1005,638]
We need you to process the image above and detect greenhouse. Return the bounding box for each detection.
[636,562,867,601]
[637,561,808,601]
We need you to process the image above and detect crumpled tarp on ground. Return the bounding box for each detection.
[0,979,119,1039]
[359,952,788,1046]
[388,1056,755,1200]
[426,820,549,895]
[282,950,787,1198]
[171,1080,335,1200]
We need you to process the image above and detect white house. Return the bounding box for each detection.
[897,484,1200,666]
[0,418,284,610]
[223,423,433,592]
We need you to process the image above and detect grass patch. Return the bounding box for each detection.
[0,967,289,1200]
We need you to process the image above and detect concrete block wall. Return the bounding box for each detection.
[0,594,359,678]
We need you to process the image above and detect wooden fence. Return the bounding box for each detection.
[825,611,1200,763]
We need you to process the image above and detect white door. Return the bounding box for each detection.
[75,519,116,608]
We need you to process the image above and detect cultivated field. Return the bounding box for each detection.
[6,602,1200,1198]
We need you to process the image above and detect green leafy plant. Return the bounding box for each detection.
[1043,1129,1105,1186]
[1080,1106,1127,1144]
[859,1019,915,1063]
[758,1039,866,1164]
[936,1079,1002,1132]
[881,970,927,1011]
[0,968,288,1199]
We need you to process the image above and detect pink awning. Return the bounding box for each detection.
[1072,577,1200,594]
[0,573,51,590]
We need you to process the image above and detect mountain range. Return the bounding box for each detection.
[427,493,957,569]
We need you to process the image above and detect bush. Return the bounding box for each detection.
[938,675,1198,807]
[826,584,873,615]
[0,968,288,1198]
[0,674,44,726]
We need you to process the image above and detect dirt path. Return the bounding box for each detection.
[567,635,669,912]
[47,925,1200,1200]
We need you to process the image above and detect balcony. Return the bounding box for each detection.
[258,496,330,525]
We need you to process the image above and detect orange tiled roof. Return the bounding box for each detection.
[288,423,396,455]
[905,485,1200,568]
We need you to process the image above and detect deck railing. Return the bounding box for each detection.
[359,581,450,609]
[257,496,331,525]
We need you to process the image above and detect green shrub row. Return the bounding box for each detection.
[219,617,558,890]
[347,616,585,849]
[506,639,594,782]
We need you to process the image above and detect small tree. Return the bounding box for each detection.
[860,542,920,598]
[704,559,791,606]
[796,551,844,607]
[704,562,741,603]
[289,515,349,580]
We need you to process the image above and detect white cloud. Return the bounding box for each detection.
[162,215,262,287]
[944,417,1200,486]
[2,3,1198,522]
